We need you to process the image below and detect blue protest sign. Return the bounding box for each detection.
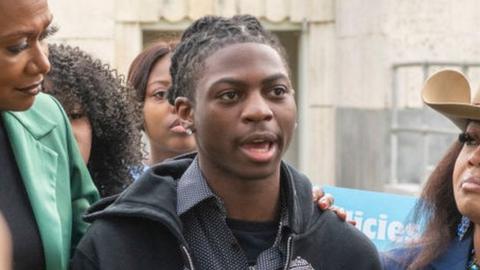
[323,186,420,251]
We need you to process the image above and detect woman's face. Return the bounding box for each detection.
[453,121,480,222]
[69,105,93,164]
[71,116,92,164]
[0,0,52,111]
[143,53,196,162]
[43,78,93,164]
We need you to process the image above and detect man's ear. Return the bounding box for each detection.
[175,97,194,129]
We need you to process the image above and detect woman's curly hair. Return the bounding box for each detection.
[45,44,143,197]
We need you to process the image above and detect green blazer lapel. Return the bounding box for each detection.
[2,111,64,270]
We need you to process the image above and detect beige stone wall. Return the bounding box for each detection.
[49,0,116,63]
[49,0,335,72]
[48,0,338,186]
[47,0,480,189]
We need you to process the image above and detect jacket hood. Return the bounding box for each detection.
[84,152,316,238]
[84,154,194,242]
[281,161,315,234]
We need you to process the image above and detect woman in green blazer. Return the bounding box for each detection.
[0,0,99,269]
[2,93,100,270]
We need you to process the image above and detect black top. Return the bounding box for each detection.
[0,119,45,270]
[226,218,278,265]
[176,158,291,269]
[71,154,382,270]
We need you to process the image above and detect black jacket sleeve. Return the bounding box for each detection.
[292,210,382,270]
[70,217,186,270]
[71,248,99,270]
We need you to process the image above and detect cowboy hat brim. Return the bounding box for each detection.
[425,103,480,130]
[422,69,477,130]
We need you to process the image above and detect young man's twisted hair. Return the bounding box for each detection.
[45,44,143,197]
[167,15,289,105]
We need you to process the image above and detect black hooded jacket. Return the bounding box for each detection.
[71,154,381,270]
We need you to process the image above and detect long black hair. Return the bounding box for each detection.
[45,44,143,197]
[408,141,463,269]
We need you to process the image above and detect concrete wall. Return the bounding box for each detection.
[49,0,116,63]
[336,0,480,110]
[48,0,480,193]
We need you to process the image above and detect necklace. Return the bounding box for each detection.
[468,249,480,270]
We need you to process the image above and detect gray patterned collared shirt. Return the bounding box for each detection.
[177,158,290,270]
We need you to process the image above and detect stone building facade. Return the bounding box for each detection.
[49,0,480,194]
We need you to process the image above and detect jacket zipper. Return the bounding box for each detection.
[283,235,294,270]
[181,245,195,270]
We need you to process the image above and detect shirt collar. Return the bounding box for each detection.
[176,157,216,215]
[275,180,291,244]
[176,156,292,233]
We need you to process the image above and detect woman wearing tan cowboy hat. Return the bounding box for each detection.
[382,70,480,270]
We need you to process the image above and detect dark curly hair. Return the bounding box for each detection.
[44,44,143,197]
[167,15,289,105]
